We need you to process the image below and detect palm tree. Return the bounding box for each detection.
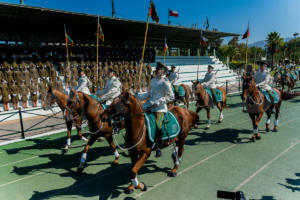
[266,32,284,66]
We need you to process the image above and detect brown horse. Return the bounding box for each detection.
[65,89,124,172]
[101,91,199,194]
[278,71,296,93]
[42,87,87,152]
[241,75,299,140]
[192,81,227,129]
[173,84,193,108]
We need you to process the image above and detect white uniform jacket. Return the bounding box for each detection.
[200,72,216,89]
[75,75,92,95]
[168,71,179,85]
[96,76,122,104]
[254,71,272,91]
[136,77,174,113]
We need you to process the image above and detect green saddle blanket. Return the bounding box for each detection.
[261,89,280,104]
[289,73,297,80]
[205,88,223,102]
[294,70,299,76]
[173,85,186,97]
[89,95,107,110]
[145,112,180,143]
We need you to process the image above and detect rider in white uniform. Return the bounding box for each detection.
[254,61,273,103]
[75,69,92,95]
[201,65,216,90]
[136,62,174,157]
[168,65,179,85]
[96,68,122,105]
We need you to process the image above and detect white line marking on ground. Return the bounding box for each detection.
[135,144,237,199]
[0,172,43,188]
[233,141,299,192]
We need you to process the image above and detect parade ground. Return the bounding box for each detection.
[0,90,300,200]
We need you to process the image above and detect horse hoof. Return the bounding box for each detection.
[256,135,261,140]
[218,120,222,123]
[111,162,119,167]
[62,148,69,154]
[266,128,270,132]
[205,126,210,130]
[77,167,84,174]
[124,188,134,194]
[141,182,147,192]
[273,128,278,132]
[250,136,256,142]
[168,171,177,177]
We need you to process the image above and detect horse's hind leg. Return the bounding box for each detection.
[217,102,223,123]
[125,152,149,194]
[104,134,120,166]
[169,137,185,177]
[265,110,271,132]
[63,120,73,153]
[77,133,99,173]
[273,103,280,132]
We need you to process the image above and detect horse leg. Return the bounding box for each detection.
[205,107,211,129]
[63,120,73,153]
[254,113,263,140]
[217,102,223,123]
[76,119,88,142]
[125,152,149,194]
[104,133,120,166]
[169,136,186,177]
[77,133,99,173]
[265,110,271,132]
[196,105,202,113]
[273,103,280,132]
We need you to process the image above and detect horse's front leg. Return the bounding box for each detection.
[216,102,223,123]
[125,152,149,194]
[104,133,120,166]
[205,107,211,129]
[63,120,73,153]
[77,132,99,173]
[170,135,186,177]
[254,112,263,140]
[265,110,272,132]
[76,119,88,142]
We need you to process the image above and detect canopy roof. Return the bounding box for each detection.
[0,3,240,48]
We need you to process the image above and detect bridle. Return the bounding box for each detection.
[105,94,146,151]
[242,78,263,106]
[193,82,209,108]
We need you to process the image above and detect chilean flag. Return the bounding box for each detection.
[164,37,168,52]
[169,10,179,17]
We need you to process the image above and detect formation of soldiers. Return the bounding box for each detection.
[0,61,63,111]
[61,61,153,94]
[0,60,153,111]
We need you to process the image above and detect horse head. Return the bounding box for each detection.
[65,89,83,121]
[192,80,205,101]
[242,75,256,101]
[42,86,56,110]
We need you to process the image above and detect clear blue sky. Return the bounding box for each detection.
[1,0,300,44]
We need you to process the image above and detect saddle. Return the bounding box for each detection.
[173,85,185,97]
[145,112,180,144]
[260,89,280,104]
[89,94,107,110]
[205,88,223,102]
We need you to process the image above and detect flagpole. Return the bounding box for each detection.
[64,24,70,69]
[138,2,151,84]
[245,36,249,70]
[96,12,100,84]
[197,31,202,81]
[254,46,257,66]
[168,9,170,25]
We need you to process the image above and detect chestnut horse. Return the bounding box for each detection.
[279,73,295,93]
[241,75,299,140]
[192,81,227,129]
[65,89,125,172]
[101,92,199,194]
[42,86,87,152]
[173,84,193,108]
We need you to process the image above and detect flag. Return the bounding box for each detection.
[204,16,209,30]
[64,24,74,46]
[201,36,208,46]
[169,10,179,17]
[242,23,250,39]
[149,0,159,23]
[96,15,105,42]
[164,37,168,52]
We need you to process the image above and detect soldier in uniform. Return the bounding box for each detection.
[30,80,38,107]
[0,80,10,111]
[50,66,57,80]
[75,69,92,95]
[10,81,19,110]
[135,62,174,157]
[23,66,31,86]
[5,67,14,85]
[19,81,29,108]
[38,79,47,101]
[56,77,64,92]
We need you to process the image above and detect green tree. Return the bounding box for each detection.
[266,32,284,66]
